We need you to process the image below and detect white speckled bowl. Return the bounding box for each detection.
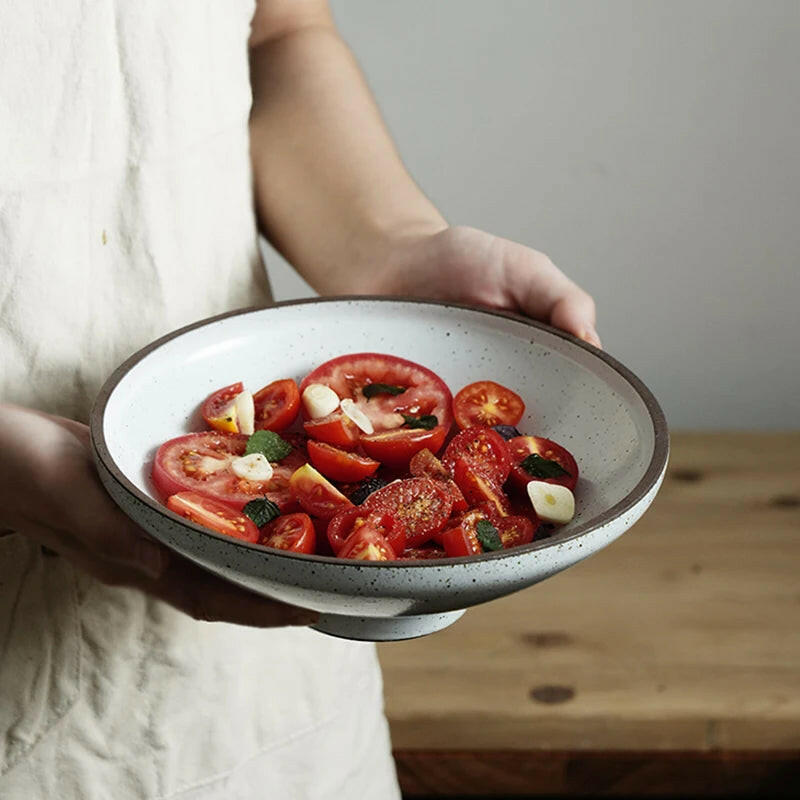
[91,298,668,641]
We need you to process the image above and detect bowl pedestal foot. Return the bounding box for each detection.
[312,609,466,642]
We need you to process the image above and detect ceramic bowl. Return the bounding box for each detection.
[91,297,668,641]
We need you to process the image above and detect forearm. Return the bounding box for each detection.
[249,23,446,294]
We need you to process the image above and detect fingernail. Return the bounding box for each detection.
[581,326,602,349]
[138,538,169,578]
[288,609,320,627]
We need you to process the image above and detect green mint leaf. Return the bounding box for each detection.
[363,383,406,399]
[520,453,570,479]
[245,430,292,462]
[402,414,438,430]
[243,497,281,528]
[475,519,503,551]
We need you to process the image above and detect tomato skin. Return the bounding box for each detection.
[409,448,467,512]
[326,507,404,555]
[453,380,525,430]
[441,526,482,557]
[201,382,243,433]
[288,464,353,520]
[360,425,447,468]
[453,457,511,518]
[307,440,380,483]
[442,426,512,484]
[338,526,397,561]
[507,436,579,491]
[153,431,306,512]
[303,411,360,450]
[260,512,316,554]
[253,379,300,432]
[495,514,537,549]
[397,546,447,560]
[363,477,454,548]
[166,491,260,542]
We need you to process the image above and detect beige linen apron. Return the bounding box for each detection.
[0,2,399,797]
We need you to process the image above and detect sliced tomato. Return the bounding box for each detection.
[495,514,537,549]
[201,382,243,433]
[307,441,380,483]
[260,512,316,554]
[303,411,360,450]
[363,477,453,548]
[441,526,482,557]
[153,432,306,512]
[398,546,447,560]
[507,436,579,491]
[253,378,300,432]
[166,491,259,542]
[442,426,512,483]
[409,448,467,512]
[453,380,525,430]
[326,506,404,555]
[453,457,511,518]
[288,464,353,519]
[300,353,452,465]
[338,526,397,561]
[360,426,447,468]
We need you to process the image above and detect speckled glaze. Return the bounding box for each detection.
[90,298,669,641]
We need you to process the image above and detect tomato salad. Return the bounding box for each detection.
[152,353,580,562]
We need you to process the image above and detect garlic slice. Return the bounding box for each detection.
[527,482,575,525]
[231,453,274,482]
[234,391,255,435]
[340,398,374,435]
[302,383,340,419]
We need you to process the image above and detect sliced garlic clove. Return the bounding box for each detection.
[340,398,374,435]
[527,482,575,525]
[231,453,274,482]
[302,383,340,419]
[234,391,255,435]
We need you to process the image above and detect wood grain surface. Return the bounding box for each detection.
[377,432,800,795]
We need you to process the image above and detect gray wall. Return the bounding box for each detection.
[262,0,800,430]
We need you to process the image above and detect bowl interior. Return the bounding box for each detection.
[101,299,659,541]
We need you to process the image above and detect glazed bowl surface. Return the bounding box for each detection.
[91,297,668,641]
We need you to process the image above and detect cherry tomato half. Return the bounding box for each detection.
[363,477,453,548]
[360,426,447,468]
[288,464,353,520]
[201,382,243,433]
[166,491,259,542]
[495,514,537,549]
[453,380,525,430]
[442,426,512,483]
[253,378,300,432]
[409,448,468,512]
[439,508,491,556]
[452,457,511,518]
[153,432,306,511]
[307,440,380,483]
[303,411,360,450]
[260,512,316,554]
[338,525,397,561]
[327,506,404,555]
[507,436,579,491]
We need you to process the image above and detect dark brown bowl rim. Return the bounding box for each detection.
[90,296,669,569]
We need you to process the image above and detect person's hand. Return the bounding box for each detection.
[0,405,319,628]
[364,225,601,348]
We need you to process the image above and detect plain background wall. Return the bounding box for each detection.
[261,0,800,430]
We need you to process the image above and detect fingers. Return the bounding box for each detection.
[549,284,602,348]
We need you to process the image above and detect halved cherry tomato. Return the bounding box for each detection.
[441,526,482,557]
[507,436,579,491]
[153,432,306,511]
[453,457,511,518]
[253,378,300,432]
[326,506,404,555]
[166,491,259,542]
[363,477,453,548]
[442,426,512,483]
[338,526,397,561]
[307,440,380,483]
[201,382,243,433]
[496,515,537,548]
[303,411,360,450]
[453,380,525,430]
[409,448,467,512]
[288,464,353,519]
[260,512,316,554]
[300,353,453,466]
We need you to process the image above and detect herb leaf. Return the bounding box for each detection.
[363,383,406,400]
[243,497,280,527]
[402,414,438,430]
[475,519,503,551]
[520,453,570,479]
[245,430,292,462]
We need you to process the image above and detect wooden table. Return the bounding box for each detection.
[378,433,800,796]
